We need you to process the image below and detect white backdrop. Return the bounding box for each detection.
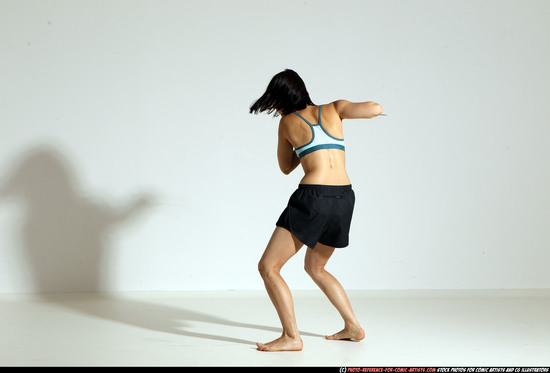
[1,0,549,293]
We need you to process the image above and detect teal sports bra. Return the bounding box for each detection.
[294,105,346,158]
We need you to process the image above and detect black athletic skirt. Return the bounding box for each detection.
[276,184,355,249]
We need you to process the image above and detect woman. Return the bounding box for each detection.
[249,69,383,352]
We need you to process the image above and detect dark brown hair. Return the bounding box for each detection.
[249,69,314,116]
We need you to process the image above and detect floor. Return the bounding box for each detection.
[0,289,549,367]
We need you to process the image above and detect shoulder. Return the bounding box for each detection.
[321,101,346,121]
[320,101,347,113]
[331,100,350,113]
[278,114,294,137]
[278,112,297,129]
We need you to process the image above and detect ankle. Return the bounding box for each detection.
[282,330,301,339]
[344,321,362,331]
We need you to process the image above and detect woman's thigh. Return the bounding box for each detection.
[259,227,304,272]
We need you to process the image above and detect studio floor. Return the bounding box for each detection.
[0,289,549,367]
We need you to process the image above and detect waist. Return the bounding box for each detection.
[298,184,353,193]
[298,148,350,185]
[300,167,350,186]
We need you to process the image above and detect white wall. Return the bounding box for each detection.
[1,0,549,293]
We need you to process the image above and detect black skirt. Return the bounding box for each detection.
[276,184,355,249]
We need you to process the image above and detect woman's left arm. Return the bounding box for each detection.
[277,122,300,175]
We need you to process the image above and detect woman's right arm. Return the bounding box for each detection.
[333,100,383,119]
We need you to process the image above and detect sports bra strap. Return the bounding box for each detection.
[294,111,312,126]
[294,105,323,126]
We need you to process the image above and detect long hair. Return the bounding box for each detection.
[249,69,314,116]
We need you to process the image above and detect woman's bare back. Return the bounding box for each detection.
[281,102,351,185]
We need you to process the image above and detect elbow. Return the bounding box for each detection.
[279,157,298,175]
[278,163,290,174]
[373,103,383,117]
[280,167,292,175]
[365,103,383,119]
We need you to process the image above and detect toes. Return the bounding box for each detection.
[326,332,344,340]
[256,342,272,351]
[325,327,365,341]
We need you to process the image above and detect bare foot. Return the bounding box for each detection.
[325,325,365,341]
[256,335,303,352]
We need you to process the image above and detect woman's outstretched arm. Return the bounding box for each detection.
[333,100,383,119]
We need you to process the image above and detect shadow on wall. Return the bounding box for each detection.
[0,145,324,346]
[0,144,153,293]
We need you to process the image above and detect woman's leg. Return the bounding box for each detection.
[257,227,304,351]
[304,243,365,340]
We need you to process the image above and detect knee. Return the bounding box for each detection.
[304,263,325,281]
[258,260,280,280]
